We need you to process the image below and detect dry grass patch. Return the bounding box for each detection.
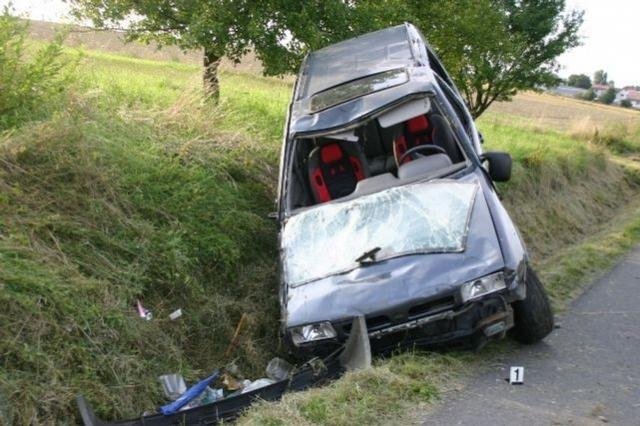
[486,91,640,132]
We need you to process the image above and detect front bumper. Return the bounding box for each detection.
[291,294,514,357]
[368,295,514,354]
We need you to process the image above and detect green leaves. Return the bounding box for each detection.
[68,0,583,116]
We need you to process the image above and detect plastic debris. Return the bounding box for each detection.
[225,361,244,380]
[219,372,243,391]
[158,374,187,401]
[266,357,293,381]
[136,300,153,321]
[169,309,183,320]
[160,371,220,416]
[240,378,275,394]
[339,315,371,371]
[197,386,224,405]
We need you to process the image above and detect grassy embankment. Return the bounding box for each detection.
[1,44,640,424]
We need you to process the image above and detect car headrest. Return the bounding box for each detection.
[407,116,430,133]
[320,143,343,163]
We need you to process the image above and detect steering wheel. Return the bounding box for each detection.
[398,144,448,165]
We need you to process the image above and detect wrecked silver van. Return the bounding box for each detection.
[277,23,554,357]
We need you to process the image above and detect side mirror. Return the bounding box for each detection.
[267,211,279,220]
[481,151,512,182]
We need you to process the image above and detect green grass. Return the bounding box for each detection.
[478,120,637,259]
[241,352,466,426]
[1,48,285,422]
[1,43,640,424]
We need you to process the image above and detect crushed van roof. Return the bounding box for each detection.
[297,24,416,100]
[289,23,438,136]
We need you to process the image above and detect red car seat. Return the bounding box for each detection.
[307,141,370,204]
[393,114,462,165]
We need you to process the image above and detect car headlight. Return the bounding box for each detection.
[460,272,506,302]
[289,322,337,346]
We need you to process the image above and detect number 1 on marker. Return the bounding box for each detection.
[509,366,524,384]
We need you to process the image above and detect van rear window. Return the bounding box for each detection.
[310,68,408,113]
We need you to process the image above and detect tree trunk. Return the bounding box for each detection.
[203,49,221,102]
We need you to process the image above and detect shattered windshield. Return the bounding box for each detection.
[282,181,478,286]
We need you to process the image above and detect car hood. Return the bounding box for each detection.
[284,181,504,327]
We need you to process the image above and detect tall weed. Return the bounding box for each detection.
[0,10,73,130]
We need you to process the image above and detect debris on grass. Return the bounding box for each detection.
[266,357,294,381]
[159,371,220,415]
[136,299,153,321]
[158,374,187,401]
[169,308,183,320]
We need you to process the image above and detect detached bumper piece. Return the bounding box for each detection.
[76,358,343,426]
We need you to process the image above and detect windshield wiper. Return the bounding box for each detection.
[356,247,381,265]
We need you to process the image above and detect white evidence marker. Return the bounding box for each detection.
[509,366,524,385]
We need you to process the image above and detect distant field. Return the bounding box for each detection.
[484,90,640,131]
[27,19,266,74]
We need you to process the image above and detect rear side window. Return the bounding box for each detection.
[436,75,473,139]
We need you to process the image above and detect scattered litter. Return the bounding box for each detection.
[154,349,300,414]
[198,386,224,405]
[266,357,293,381]
[225,361,244,379]
[158,374,187,401]
[240,378,275,394]
[219,372,243,391]
[509,366,524,385]
[136,300,153,321]
[160,371,220,415]
[77,351,346,423]
[169,308,183,320]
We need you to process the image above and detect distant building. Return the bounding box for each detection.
[591,84,611,97]
[615,87,640,109]
[548,85,587,98]
[547,82,640,109]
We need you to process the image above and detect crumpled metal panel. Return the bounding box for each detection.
[284,172,506,328]
[290,72,435,136]
[282,181,478,287]
[299,24,413,100]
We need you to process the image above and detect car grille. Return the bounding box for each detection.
[408,296,455,319]
[339,295,457,336]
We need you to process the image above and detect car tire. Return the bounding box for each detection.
[511,266,554,344]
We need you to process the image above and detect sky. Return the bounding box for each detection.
[3,0,639,87]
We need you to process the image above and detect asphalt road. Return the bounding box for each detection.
[423,246,640,425]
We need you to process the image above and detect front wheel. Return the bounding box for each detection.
[510,266,554,344]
